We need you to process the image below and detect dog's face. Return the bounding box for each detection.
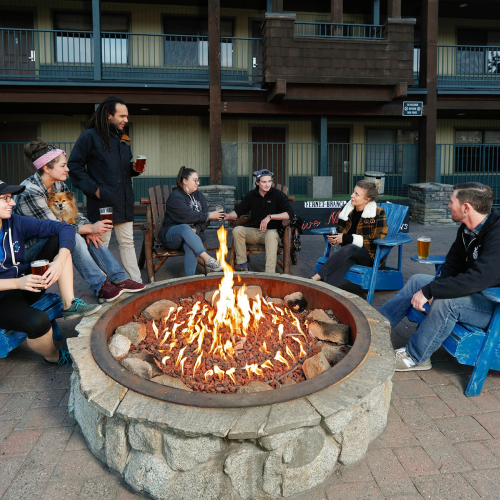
[47,192,76,213]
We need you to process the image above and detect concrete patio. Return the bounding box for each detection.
[2,220,500,500]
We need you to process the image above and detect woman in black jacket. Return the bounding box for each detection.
[159,167,224,276]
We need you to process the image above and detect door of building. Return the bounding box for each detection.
[0,11,35,76]
[327,128,350,194]
[252,127,286,187]
[0,122,38,184]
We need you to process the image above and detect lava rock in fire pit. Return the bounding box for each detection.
[151,374,193,391]
[237,381,273,394]
[307,309,335,324]
[284,291,308,312]
[115,322,146,345]
[308,321,350,344]
[141,300,177,321]
[121,358,153,379]
[108,334,131,359]
[302,352,331,379]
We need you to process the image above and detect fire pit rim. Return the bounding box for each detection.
[91,273,372,408]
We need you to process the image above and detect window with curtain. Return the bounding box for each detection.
[455,129,500,172]
[162,16,233,67]
[53,12,129,65]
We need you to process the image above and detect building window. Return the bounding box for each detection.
[53,11,129,65]
[365,129,418,173]
[163,16,233,67]
[456,28,500,76]
[455,129,500,172]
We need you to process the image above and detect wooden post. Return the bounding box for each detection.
[387,0,401,19]
[419,0,438,183]
[92,0,101,81]
[373,0,380,26]
[319,117,328,176]
[267,0,273,12]
[208,0,222,185]
[331,0,343,23]
[272,0,283,13]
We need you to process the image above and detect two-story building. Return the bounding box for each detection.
[0,0,499,205]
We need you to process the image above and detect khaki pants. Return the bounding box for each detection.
[232,226,280,273]
[101,221,143,283]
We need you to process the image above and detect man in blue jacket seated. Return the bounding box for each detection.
[379,182,500,372]
[0,180,101,363]
[225,170,294,273]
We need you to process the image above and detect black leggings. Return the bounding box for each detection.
[0,235,59,339]
[318,244,373,287]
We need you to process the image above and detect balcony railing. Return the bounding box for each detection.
[294,22,385,40]
[0,29,261,85]
[412,44,420,87]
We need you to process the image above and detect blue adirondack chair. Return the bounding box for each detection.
[314,203,412,304]
[0,293,63,358]
[407,288,500,396]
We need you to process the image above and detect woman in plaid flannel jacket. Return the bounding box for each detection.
[311,180,388,287]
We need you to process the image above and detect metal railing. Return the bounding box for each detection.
[438,45,500,87]
[437,144,500,203]
[294,22,385,39]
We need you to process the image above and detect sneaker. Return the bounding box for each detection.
[114,279,146,293]
[62,298,102,320]
[98,279,125,303]
[235,263,250,272]
[395,347,432,372]
[205,257,223,272]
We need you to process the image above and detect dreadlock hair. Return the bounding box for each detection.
[24,140,60,176]
[86,96,126,151]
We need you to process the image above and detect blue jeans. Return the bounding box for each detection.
[71,234,129,295]
[24,237,49,263]
[379,274,496,364]
[160,224,206,276]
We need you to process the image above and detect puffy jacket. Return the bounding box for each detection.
[67,127,140,223]
[0,214,75,298]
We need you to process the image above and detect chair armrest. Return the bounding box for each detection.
[228,216,249,228]
[282,219,291,227]
[482,288,500,303]
[141,221,152,231]
[140,197,150,205]
[373,234,413,247]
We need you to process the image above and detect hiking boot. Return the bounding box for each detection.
[205,257,223,272]
[114,279,146,293]
[98,279,125,303]
[62,298,102,320]
[395,347,432,372]
[235,263,250,272]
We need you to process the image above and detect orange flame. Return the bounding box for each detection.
[226,367,236,384]
[261,360,274,370]
[278,324,284,343]
[163,306,175,324]
[274,350,289,367]
[224,340,235,357]
[180,357,187,375]
[152,320,159,340]
[193,352,203,376]
[286,345,296,362]
[204,369,213,380]
[175,346,187,367]
[292,336,307,357]
[259,341,270,354]
[214,365,225,381]
[161,355,170,364]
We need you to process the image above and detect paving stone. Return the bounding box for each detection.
[413,473,481,500]
[473,411,500,438]
[30,389,67,408]
[393,446,440,477]
[0,456,26,498]
[392,370,420,381]
[454,441,500,469]
[0,419,19,443]
[391,398,438,431]
[468,391,500,412]
[0,429,41,457]
[431,361,473,377]
[417,369,451,386]
[325,480,384,499]
[387,405,402,422]
[0,391,38,419]
[14,406,68,430]
[461,468,500,498]
[432,384,480,416]
[65,427,88,451]
[370,420,419,449]
[392,379,436,399]
[334,460,374,483]
[40,479,84,500]
[51,448,105,482]
[2,466,54,500]
[416,396,455,419]
[482,438,500,459]
[78,475,121,500]
[434,415,493,442]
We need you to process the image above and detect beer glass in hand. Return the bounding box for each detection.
[417,236,431,259]
[99,207,113,222]
[215,204,224,221]
[329,227,340,253]
[134,155,146,173]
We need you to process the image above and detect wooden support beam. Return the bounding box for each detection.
[272,0,283,13]
[373,0,380,25]
[331,0,343,23]
[391,82,408,99]
[419,0,438,183]
[387,0,401,19]
[319,116,328,176]
[92,0,101,81]
[267,79,286,103]
[208,0,222,185]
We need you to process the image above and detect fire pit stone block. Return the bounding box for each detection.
[115,322,146,345]
[121,358,153,380]
[128,422,162,454]
[259,427,305,451]
[337,409,371,465]
[302,352,331,380]
[141,299,178,321]
[107,334,131,359]
[264,399,321,435]
[105,418,129,473]
[227,406,271,440]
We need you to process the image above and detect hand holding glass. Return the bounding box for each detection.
[134,155,146,173]
[214,205,224,221]
[99,207,113,222]
[329,227,340,253]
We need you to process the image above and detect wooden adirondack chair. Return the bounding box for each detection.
[227,185,295,274]
[407,288,500,396]
[138,186,213,283]
[0,293,62,358]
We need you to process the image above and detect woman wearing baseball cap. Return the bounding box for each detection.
[0,180,100,363]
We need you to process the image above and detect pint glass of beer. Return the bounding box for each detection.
[330,227,340,253]
[417,236,431,259]
[31,260,49,276]
[99,207,113,222]
[135,155,146,173]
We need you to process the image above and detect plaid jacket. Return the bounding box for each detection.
[337,201,388,261]
[13,174,89,247]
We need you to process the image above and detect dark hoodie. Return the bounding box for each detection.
[0,214,75,298]
[422,209,500,300]
[159,188,209,241]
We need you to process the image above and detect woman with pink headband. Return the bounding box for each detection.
[14,141,145,304]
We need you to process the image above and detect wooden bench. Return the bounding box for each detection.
[0,293,63,358]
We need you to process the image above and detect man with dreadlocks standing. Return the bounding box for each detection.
[68,96,143,283]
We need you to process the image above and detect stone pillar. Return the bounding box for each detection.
[408,183,456,226]
[198,185,236,229]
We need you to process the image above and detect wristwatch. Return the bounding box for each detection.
[267,214,272,220]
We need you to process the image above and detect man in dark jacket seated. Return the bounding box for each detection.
[225,170,294,273]
[379,182,500,372]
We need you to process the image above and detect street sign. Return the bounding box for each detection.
[402,101,423,116]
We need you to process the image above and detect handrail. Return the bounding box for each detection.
[294,22,385,40]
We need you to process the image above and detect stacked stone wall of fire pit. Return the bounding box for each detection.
[67,276,395,500]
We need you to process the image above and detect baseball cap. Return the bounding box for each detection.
[254,169,274,181]
[0,180,25,196]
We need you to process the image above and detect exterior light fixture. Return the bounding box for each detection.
[457,113,466,116]
[459,3,468,7]
[141,108,149,111]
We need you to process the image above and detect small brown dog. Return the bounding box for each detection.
[47,191,78,224]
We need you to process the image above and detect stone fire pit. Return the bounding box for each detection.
[67,274,394,500]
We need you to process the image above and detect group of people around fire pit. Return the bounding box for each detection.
[1,95,498,379]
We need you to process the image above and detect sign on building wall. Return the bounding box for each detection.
[402,102,423,117]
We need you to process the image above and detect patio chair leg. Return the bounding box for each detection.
[138,240,146,270]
